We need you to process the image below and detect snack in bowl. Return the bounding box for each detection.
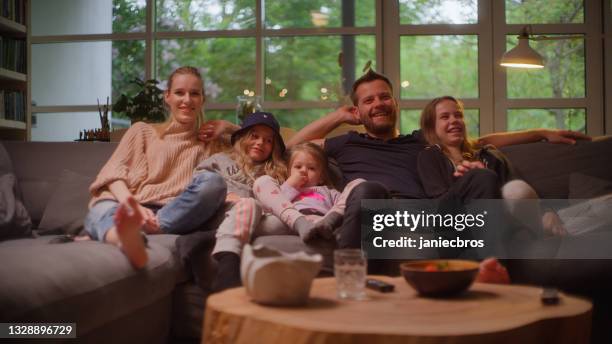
[400,260,479,297]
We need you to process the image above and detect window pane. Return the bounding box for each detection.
[507,108,585,132]
[31,112,104,142]
[400,109,479,137]
[113,40,146,104]
[156,38,256,103]
[206,110,235,123]
[265,0,375,29]
[399,0,477,24]
[400,35,478,99]
[273,109,332,130]
[156,0,255,31]
[506,35,585,99]
[506,0,584,24]
[265,36,376,102]
[32,0,145,36]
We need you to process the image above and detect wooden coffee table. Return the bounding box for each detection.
[204,276,591,344]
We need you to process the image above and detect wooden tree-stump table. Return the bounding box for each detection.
[204,276,592,344]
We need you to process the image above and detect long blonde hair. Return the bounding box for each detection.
[420,96,478,160]
[158,66,206,137]
[231,127,287,183]
[288,142,334,188]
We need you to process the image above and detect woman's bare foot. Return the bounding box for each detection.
[114,197,148,269]
[476,257,510,284]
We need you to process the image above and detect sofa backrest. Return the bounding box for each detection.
[500,136,612,199]
[3,136,611,225]
[1,141,118,226]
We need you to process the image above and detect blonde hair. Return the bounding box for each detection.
[288,142,334,188]
[231,126,287,183]
[158,66,206,136]
[420,96,478,160]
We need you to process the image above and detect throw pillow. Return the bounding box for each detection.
[37,169,93,236]
[568,173,612,200]
[0,173,32,240]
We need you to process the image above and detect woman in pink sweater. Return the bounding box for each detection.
[84,66,227,269]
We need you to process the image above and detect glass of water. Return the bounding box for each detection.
[334,249,367,300]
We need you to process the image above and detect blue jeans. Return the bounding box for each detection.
[85,171,227,241]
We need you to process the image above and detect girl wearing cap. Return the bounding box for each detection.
[85,66,228,269]
[195,111,291,291]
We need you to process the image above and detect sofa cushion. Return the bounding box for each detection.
[0,142,13,175]
[37,169,93,236]
[1,142,117,226]
[0,173,32,240]
[569,172,612,200]
[501,138,612,198]
[0,236,180,336]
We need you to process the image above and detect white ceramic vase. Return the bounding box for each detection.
[241,244,322,306]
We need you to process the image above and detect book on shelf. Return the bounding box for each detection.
[0,90,25,122]
[0,36,26,73]
[1,0,26,25]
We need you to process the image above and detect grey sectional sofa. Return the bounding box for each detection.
[1,136,611,343]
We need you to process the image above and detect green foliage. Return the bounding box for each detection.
[112,0,146,109]
[507,108,585,133]
[400,35,478,99]
[265,0,375,28]
[110,0,587,132]
[505,0,583,24]
[399,0,477,24]
[112,79,166,123]
[156,0,256,31]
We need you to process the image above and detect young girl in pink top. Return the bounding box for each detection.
[254,142,364,242]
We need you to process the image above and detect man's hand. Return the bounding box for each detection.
[453,160,486,178]
[333,105,361,126]
[540,129,591,145]
[286,172,307,189]
[198,119,239,142]
[542,210,568,236]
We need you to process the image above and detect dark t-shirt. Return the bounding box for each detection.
[324,131,427,198]
[417,144,513,199]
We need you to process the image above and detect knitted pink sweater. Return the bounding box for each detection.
[89,121,208,207]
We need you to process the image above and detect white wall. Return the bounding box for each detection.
[32,112,100,142]
[31,0,112,35]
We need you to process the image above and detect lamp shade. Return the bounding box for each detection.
[500,37,544,69]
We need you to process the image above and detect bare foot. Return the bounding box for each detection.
[74,234,92,242]
[476,257,510,284]
[114,197,148,269]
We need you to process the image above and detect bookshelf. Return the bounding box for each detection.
[0,0,28,140]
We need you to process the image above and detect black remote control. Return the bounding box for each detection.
[366,278,395,293]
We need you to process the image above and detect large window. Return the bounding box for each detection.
[30,0,610,141]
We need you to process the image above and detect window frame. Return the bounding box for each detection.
[29,0,611,138]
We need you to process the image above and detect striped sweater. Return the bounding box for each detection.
[89,120,208,208]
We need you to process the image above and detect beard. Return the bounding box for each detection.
[360,106,397,137]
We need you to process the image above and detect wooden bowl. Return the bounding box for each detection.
[400,260,479,297]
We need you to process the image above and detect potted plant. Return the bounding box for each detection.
[113,78,166,123]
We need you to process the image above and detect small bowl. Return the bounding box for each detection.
[400,260,479,297]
